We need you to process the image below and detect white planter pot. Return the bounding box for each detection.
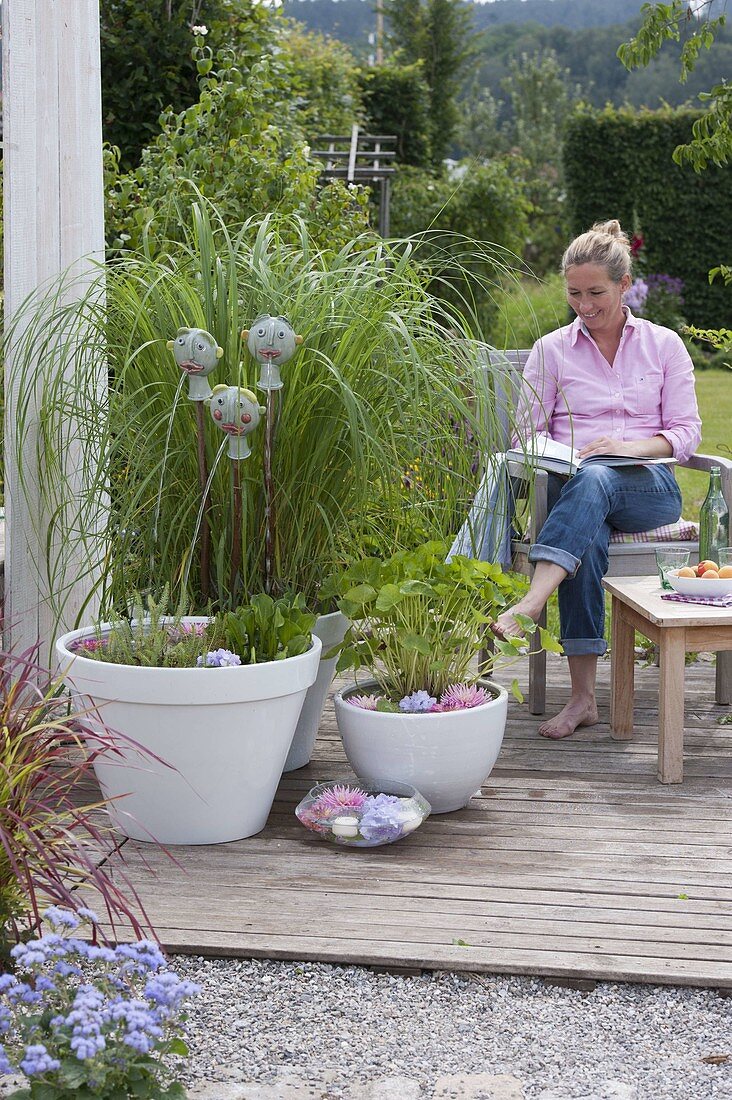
[284,610,349,772]
[334,679,508,813]
[55,622,321,845]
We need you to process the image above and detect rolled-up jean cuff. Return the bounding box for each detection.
[561,638,608,656]
[528,542,580,577]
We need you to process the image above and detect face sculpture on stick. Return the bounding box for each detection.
[242,314,303,391]
[167,327,223,401]
[208,385,266,461]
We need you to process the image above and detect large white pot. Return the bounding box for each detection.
[334,679,508,814]
[284,610,349,772]
[55,622,321,845]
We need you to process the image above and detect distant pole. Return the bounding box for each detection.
[376,0,384,64]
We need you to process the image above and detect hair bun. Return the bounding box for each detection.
[591,219,630,249]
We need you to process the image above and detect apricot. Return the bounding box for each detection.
[697,559,719,575]
[719,565,732,578]
[701,569,720,579]
[676,567,697,578]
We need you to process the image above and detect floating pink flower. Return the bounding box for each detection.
[309,784,368,817]
[347,694,380,710]
[72,637,105,653]
[438,683,490,710]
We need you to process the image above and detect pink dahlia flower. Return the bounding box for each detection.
[347,694,380,710]
[310,784,369,817]
[438,683,490,710]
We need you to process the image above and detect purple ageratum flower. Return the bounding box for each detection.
[347,693,381,710]
[197,648,242,667]
[43,906,80,930]
[399,690,437,713]
[0,1043,13,1075]
[20,1043,61,1076]
[144,971,200,1011]
[76,906,100,924]
[438,683,491,710]
[358,794,405,843]
[623,277,648,313]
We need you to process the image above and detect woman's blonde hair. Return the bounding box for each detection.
[561,219,632,283]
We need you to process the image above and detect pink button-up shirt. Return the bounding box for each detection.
[514,309,702,463]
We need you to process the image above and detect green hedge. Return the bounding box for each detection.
[563,105,732,329]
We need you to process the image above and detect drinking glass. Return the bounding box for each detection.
[718,548,732,569]
[655,547,691,590]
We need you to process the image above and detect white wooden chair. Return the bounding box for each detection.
[484,349,732,715]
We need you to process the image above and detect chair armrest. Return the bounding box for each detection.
[677,452,732,511]
[505,458,549,542]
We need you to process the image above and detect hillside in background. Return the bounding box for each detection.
[282,0,732,124]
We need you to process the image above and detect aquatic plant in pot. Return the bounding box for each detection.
[10,206,511,767]
[333,542,559,813]
[55,591,320,845]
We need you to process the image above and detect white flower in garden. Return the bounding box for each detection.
[191,24,208,36]
[303,145,311,158]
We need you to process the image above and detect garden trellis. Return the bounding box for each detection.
[2,0,105,656]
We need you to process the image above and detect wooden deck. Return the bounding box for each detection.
[102,655,732,988]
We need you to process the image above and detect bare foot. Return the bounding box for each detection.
[538,697,599,740]
[490,600,542,641]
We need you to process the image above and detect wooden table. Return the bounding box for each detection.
[603,575,732,784]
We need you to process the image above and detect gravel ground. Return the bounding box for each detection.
[174,957,732,1099]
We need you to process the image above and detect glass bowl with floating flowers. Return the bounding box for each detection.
[295,779,431,847]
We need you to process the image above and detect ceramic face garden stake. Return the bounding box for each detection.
[242,315,303,392]
[208,385,265,461]
[167,327,223,600]
[242,315,303,594]
[167,327,223,402]
[208,385,266,593]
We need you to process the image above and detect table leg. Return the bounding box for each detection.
[610,596,635,740]
[658,630,686,784]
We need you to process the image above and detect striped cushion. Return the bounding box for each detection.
[609,518,699,544]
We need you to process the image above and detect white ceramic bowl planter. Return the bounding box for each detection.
[56,621,321,845]
[334,679,508,814]
[284,610,349,772]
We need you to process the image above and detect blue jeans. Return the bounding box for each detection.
[528,465,682,656]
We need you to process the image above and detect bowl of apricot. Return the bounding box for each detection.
[667,557,732,597]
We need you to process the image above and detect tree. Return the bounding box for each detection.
[385,0,475,166]
[100,0,226,168]
[501,50,578,273]
[359,59,433,167]
[617,0,731,170]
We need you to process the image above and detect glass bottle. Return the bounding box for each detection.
[699,466,730,562]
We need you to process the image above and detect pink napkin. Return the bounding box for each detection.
[661,591,732,607]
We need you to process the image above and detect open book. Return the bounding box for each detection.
[506,435,676,476]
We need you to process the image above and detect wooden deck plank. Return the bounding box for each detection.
[98,656,732,987]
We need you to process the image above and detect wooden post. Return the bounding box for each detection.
[3,0,106,657]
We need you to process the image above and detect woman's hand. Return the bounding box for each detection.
[577,435,674,459]
[577,436,633,458]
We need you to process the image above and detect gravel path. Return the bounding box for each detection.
[175,957,732,1099]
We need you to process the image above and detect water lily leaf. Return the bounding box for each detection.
[374,583,404,611]
[539,627,564,653]
[399,579,434,596]
[342,583,376,606]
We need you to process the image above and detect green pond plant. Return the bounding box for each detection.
[7,202,521,633]
[334,541,561,707]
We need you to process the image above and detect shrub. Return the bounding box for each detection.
[563,104,732,329]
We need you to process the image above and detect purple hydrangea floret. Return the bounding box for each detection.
[197,648,242,667]
[399,690,437,713]
[358,794,405,843]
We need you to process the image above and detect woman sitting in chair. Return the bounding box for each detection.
[492,219,701,739]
